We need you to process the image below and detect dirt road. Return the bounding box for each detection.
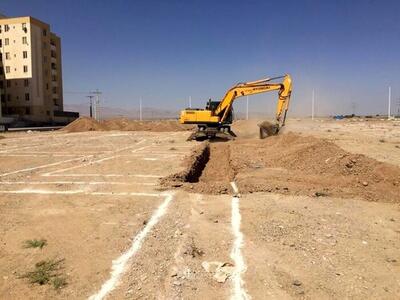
[0,119,399,299]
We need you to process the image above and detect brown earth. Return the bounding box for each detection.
[61,117,107,132]
[1,120,400,299]
[162,132,400,202]
[62,117,193,133]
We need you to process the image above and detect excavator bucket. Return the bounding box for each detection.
[258,121,280,139]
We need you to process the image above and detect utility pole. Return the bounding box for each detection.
[86,95,95,118]
[312,89,315,120]
[139,97,143,121]
[91,89,102,121]
[397,97,400,118]
[388,86,391,120]
[189,96,192,108]
[246,96,249,120]
[351,102,356,116]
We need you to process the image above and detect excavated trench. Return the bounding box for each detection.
[161,133,400,202]
[160,142,235,194]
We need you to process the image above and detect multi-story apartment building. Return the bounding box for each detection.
[0,15,77,125]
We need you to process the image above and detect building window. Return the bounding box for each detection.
[5,66,10,73]
[25,93,30,101]
[22,23,27,33]
[43,29,47,36]
[0,25,2,33]
[0,53,2,60]
[25,107,30,114]
[22,37,27,44]
[5,52,10,60]
[24,79,29,87]
[23,65,28,73]
[5,38,9,46]
[23,51,28,59]
[53,99,57,106]
[4,25,9,32]
[0,67,2,75]
[0,81,3,89]
[52,87,57,94]
[0,40,2,47]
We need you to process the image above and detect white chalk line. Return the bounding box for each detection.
[42,143,149,176]
[0,190,161,197]
[0,181,156,186]
[88,192,174,300]
[230,182,251,300]
[0,156,89,177]
[44,174,161,178]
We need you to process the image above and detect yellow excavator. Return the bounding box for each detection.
[179,74,292,140]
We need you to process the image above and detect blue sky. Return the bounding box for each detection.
[2,0,400,116]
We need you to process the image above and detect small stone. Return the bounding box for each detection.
[293,280,302,286]
[173,280,181,286]
[171,272,178,277]
[362,181,369,186]
[214,220,219,223]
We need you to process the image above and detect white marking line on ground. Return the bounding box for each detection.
[230,182,251,300]
[0,190,161,197]
[45,174,161,178]
[0,181,156,186]
[0,154,83,157]
[88,192,174,300]
[0,156,89,177]
[43,143,149,176]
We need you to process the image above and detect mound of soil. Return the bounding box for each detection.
[62,117,193,133]
[61,117,107,132]
[162,132,400,202]
[103,118,193,132]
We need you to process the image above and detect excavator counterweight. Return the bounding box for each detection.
[179,74,292,140]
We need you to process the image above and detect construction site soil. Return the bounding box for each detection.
[62,117,193,133]
[162,132,400,203]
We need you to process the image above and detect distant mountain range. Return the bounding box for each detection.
[64,104,180,120]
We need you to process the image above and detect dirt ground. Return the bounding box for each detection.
[62,117,193,133]
[0,118,399,299]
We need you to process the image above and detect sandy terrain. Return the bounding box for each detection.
[0,118,399,299]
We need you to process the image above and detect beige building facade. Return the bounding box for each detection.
[0,15,75,125]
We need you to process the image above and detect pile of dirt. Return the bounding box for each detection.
[162,132,400,202]
[102,118,193,132]
[62,117,193,133]
[61,117,107,132]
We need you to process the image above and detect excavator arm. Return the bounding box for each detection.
[215,74,292,128]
